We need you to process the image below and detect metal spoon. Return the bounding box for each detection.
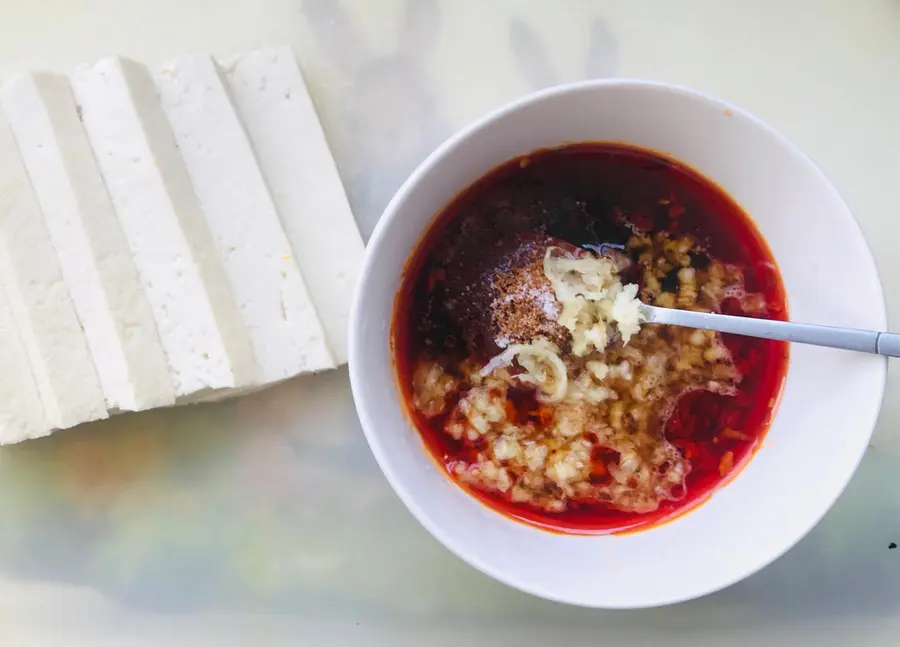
[640,303,900,358]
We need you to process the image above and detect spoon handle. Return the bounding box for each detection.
[641,304,900,358]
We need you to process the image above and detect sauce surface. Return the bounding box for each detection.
[393,143,789,534]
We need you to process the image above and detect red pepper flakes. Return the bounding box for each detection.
[527,406,554,428]
[504,400,518,422]
[721,428,753,442]
[718,451,734,477]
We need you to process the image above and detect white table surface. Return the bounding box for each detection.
[0,0,899,644]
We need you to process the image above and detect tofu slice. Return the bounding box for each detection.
[0,279,53,443]
[0,72,175,412]
[155,53,335,383]
[0,115,107,429]
[220,46,365,365]
[70,57,257,400]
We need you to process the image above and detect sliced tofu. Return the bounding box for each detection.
[155,53,335,383]
[220,46,364,365]
[0,278,53,443]
[70,57,257,400]
[0,72,175,412]
[0,115,107,429]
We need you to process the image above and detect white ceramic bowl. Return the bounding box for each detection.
[349,80,886,608]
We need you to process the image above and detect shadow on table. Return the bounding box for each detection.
[298,0,620,241]
[300,0,450,238]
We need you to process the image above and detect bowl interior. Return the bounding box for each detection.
[349,81,886,608]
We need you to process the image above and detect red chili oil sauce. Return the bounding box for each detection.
[392,143,789,534]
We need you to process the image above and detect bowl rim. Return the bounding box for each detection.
[349,78,888,608]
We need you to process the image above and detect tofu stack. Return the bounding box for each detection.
[0,47,364,443]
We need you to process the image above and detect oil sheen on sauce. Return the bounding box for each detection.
[393,142,789,535]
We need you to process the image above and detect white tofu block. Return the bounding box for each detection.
[70,57,256,399]
[156,53,335,383]
[0,116,107,429]
[0,279,53,443]
[220,46,364,365]
[0,72,176,412]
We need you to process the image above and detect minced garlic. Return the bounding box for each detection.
[479,337,568,402]
[543,247,643,356]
